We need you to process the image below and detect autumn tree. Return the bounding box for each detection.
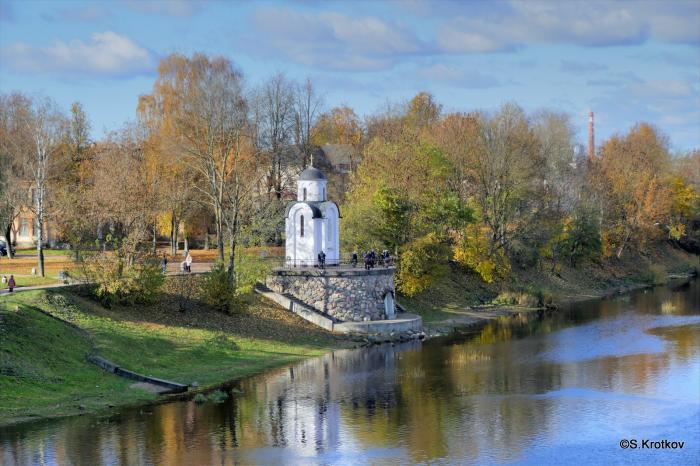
[294,78,323,166]
[312,106,363,147]
[22,97,67,276]
[253,72,297,200]
[140,53,259,280]
[51,102,97,257]
[596,123,673,258]
[0,93,33,258]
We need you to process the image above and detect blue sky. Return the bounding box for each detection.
[1,0,699,152]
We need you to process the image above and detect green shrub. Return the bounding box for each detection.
[207,390,229,403]
[198,262,242,314]
[643,265,668,285]
[82,253,164,307]
[396,233,450,297]
[193,394,206,404]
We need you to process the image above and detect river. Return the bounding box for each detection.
[2,279,699,465]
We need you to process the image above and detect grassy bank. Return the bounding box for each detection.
[0,289,349,427]
[400,243,699,326]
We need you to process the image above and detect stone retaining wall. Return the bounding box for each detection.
[265,267,395,322]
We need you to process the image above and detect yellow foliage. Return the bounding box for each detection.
[453,224,510,283]
[397,233,448,297]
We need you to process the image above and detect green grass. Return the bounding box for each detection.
[0,275,63,288]
[0,289,346,427]
[13,248,71,257]
[0,292,153,426]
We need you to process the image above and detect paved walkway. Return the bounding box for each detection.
[0,262,216,295]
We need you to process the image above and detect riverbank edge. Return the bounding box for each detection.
[2,270,696,429]
[417,271,699,339]
[0,290,353,429]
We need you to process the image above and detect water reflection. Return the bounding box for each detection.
[2,279,699,465]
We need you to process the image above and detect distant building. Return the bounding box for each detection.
[319,144,359,174]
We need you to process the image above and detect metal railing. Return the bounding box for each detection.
[275,254,395,269]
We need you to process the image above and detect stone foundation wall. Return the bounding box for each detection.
[265,267,395,322]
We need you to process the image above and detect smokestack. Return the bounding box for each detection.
[588,111,595,159]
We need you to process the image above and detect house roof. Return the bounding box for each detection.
[321,144,356,166]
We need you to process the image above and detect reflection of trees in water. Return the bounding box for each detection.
[2,280,698,465]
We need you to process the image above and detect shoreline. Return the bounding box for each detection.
[416,271,698,339]
[1,271,696,429]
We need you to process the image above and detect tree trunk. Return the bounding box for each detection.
[204,228,209,250]
[216,220,224,263]
[170,211,177,256]
[98,224,105,252]
[4,223,13,259]
[37,218,45,278]
[152,221,157,254]
[227,234,236,282]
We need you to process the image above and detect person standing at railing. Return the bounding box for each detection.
[318,250,326,269]
[351,251,358,268]
[382,250,390,267]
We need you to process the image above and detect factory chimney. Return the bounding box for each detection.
[588,111,595,159]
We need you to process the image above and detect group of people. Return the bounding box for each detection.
[349,250,392,269]
[2,274,16,292]
[160,251,193,274]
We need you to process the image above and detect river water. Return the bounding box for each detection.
[2,279,699,465]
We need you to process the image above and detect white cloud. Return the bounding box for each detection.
[434,0,699,53]
[252,7,425,71]
[415,64,500,88]
[1,31,155,77]
[122,0,206,18]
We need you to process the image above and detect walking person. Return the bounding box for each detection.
[185,252,193,273]
[161,253,168,275]
[8,275,15,293]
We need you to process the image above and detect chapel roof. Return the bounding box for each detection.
[285,201,341,218]
[298,166,326,181]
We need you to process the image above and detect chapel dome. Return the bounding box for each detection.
[298,167,326,181]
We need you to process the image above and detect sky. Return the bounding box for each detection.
[1,0,699,152]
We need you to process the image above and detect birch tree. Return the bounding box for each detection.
[27,98,66,277]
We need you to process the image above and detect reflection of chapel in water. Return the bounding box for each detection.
[284,166,340,267]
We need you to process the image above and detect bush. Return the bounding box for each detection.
[198,262,242,314]
[207,390,229,403]
[453,224,510,283]
[642,264,668,285]
[397,233,450,297]
[81,253,164,307]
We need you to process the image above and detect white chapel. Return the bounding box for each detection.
[285,166,340,266]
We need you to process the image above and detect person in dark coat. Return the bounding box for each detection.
[8,275,15,292]
[161,253,168,275]
[351,251,358,268]
[318,250,326,269]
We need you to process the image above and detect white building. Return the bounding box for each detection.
[285,167,340,266]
